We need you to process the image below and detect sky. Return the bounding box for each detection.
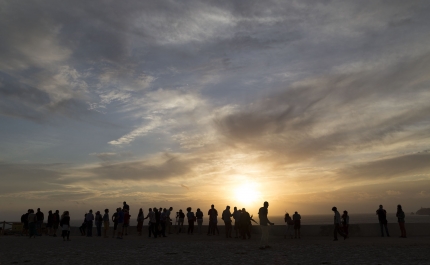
[1,0,430,220]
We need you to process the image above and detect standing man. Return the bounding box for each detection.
[293,211,301,239]
[233,207,241,238]
[207,204,218,235]
[86,209,94,237]
[332,207,347,241]
[35,208,44,236]
[166,207,173,234]
[258,201,274,250]
[52,210,60,237]
[376,205,390,237]
[116,207,124,239]
[123,201,130,211]
[222,206,233,238]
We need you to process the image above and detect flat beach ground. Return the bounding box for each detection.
[1,234,429,265]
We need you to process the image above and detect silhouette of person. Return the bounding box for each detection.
[166,207,173,234]
[123,201,130,211]
[233,207,241,238]
[27,209,37,238]
[293,211,301,239]
[186,207,195,235]
[52,210,60,237]
[396,205,406,238]
[222,206,233,238]
[341,210,349,236]
[86,209,94,237]
[137,208,144,236]
[332,207,347,241]
[376,205,390,237]
[116,208,124,239]
[239,208,251,239]
[46,210,53,236]
[35,208,44,236]
[111,208,119,238]
[60,211,71,241]
[79,214,87,236]
[144,208,157,238]
[95,210,103,237]
[123,209,131,236]
[177,209,185,234]
[207,204,219,235]
[159,208,167,237]
[258,201,274,249]
[196,208,204,234]
[284,213,294,239]
[103,209,109,238]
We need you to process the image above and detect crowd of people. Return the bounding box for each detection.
[19,201,408,248]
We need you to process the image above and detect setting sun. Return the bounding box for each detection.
[235,182,261,204]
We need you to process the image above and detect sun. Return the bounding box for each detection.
[235,182,261,204]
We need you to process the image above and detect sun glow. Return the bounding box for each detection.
[235,182,261,204]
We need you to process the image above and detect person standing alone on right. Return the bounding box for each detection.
[396,204,406,238]
[258,201,274,250]
[376,205,390,237]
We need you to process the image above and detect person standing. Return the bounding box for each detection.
[52,210,60,237]
[258,201,274,249]
[46,210,53,236]
[207,205,218,235]
[79,214,87,236]
[177,209,185,234]
[112,208,118,238]
[28,209,37,238]
[196,208,203,234]
[284,213,294,239]
[123,209,131,236]
[293,211,301,239]
[332,207,347,241]
[60,211,71,241]
[35,208,44,236]
[21,210,29,236]
[222,206,233,238]
[144,208,157,238]
[166,207,173,234]
[341,210,349,237]
[103,209,109,238]
[396,205,406,238]
[186,207,195,235]
[154,208,161,237]
[376,205,390,237]
[137,208,144,236]
[159,208,168,237]
[95,211,103,237]
[86,210,94,237]
[233,207,241,238]
[116,208,124,239]
[123,201,130,211]
[240,208,251,240]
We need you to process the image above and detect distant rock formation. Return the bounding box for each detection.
[416,207,430,215]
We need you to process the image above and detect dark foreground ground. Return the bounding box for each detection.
[1,234,429,265]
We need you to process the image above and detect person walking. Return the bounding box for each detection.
[258,201,274,250]
[186,207,195,235]
[60,211,71,241]
[332,207,347,241]
[144,208,157,238]
[341,210,349,236]
[284,213,294,239]
[95,211,103,237]
[293,211,301,239]
[196,208,203,234]
[28,209,37,238]
[376,205,390,237]
[103,209,109,238]
[86,210,94,237]
[396,205,406,238]
[52,210,60,237]
[222,206,233,238]
[137,208,144,236]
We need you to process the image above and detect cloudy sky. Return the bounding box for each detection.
[1,0,430,219]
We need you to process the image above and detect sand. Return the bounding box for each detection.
[1,233,429,265]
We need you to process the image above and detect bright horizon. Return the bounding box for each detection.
[1,1,430,222]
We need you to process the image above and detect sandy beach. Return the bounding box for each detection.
[1,233,429,265]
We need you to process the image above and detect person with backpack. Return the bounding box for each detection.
[376,205,390,237]
[52,210,60,237]
[60,211,71,241]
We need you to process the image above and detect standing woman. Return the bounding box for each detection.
[137,208,144,236]
[95,211,103,237]
[60,211,71,241]
[342,211,349,237]
[177,209,185,234]
[196,208,203,234]
[103,209,109,238]
[186,207,195,235]
[396,205,406,238]
[284,213,294,239]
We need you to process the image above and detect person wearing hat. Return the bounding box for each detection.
[332,207,347,241]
